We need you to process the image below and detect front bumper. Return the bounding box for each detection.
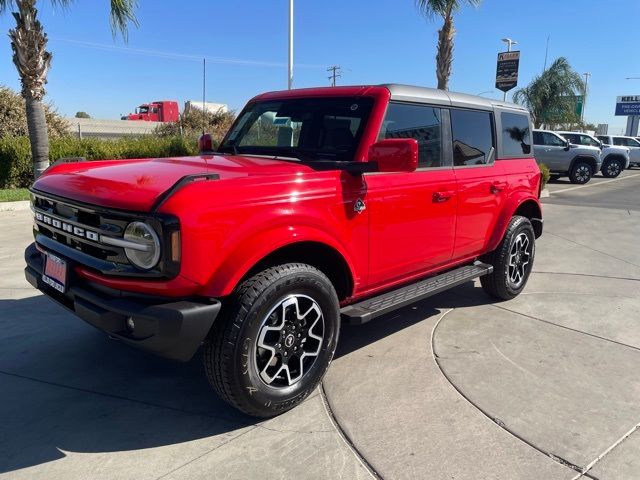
[24,242,220,362]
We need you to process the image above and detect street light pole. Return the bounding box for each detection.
[501,38,518,102]
[288,0,294,90]
[582,72,591,124]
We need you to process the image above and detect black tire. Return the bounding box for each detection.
[569,161,593,184]
[480,216,535,301]
[203,263,340,417]
[601,157,623,178]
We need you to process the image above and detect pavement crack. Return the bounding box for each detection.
[576,422,640,479]
[319,383,381,479]
[532,271,640,282]
[431,309,595,478]
[544,231,640,269]
[489,303,640,353]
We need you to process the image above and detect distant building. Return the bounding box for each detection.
[596,123,608,135]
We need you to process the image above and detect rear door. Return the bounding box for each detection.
[366,102,457,288]
[449,108,506,258]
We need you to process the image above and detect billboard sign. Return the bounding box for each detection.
[615,95,640,116]
[495,51,520,93]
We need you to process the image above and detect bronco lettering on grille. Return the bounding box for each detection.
[35,212,100,242]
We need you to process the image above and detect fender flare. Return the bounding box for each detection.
[201,225,358,298]
[569,155,598,173]
[486,193,542,252]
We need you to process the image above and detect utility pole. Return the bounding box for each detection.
[582,72,591,124]
[327,65,342,87]
[501,38,518,102]
[288,0,294,89]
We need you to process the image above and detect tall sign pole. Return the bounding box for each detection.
[288,0,294,90]
[582,72,591,123]
[497,38,519,102]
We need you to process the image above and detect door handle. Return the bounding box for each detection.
[433,190,455,203]
[490,182,507,194]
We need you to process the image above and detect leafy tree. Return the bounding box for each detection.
[155,109,236,146]
[513,57,585,128]
[75,111,90,118]
[0,84,68,138]
[415,0,482,91]
[0,0,138,179]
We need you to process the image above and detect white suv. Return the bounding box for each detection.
[597,135,640,168]
[558,132,629,178]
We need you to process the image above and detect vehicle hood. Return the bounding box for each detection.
[32,154,316,211]
[603,145,630,156]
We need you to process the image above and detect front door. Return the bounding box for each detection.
[366,102,457,289]
[533,131,568,171]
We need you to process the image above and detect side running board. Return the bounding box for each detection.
[340,262,493,325]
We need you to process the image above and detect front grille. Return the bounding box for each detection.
[30,191,180,279]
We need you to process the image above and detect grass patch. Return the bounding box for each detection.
[0,187,29,202]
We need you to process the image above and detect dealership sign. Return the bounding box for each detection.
[495,51,520,93]
[615,95,640,116]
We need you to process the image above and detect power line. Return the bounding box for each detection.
[327,65,342,87]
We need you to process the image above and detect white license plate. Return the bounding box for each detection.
[42,252,67,293]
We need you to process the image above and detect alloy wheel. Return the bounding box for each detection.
[507,232,531,288]
[254,294,324,388]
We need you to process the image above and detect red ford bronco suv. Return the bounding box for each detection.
[25,85,543,417]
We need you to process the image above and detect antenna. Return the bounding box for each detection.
[543,35,550,71]
[327,65,342,87]
[202,57,206,135]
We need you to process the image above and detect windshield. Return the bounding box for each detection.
[219,97,374,161]
[138,106,149,114]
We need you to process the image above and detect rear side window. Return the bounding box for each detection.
[501,112,531,156]
[379,103,443,168]
[451,109,494,166]
[613,137,626,146]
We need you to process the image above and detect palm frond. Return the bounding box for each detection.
[416,0,481,18]
[109,0,138,41]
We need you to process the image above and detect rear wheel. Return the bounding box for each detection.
[203,263,340,417]
[602,158,623,178]
[481,216,535,301]
[569,161,592,184]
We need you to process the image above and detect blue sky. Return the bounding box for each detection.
[1,0,638,132]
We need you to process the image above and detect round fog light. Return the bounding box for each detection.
[126,317,135,332]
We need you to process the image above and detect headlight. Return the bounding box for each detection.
[123,222,161,270]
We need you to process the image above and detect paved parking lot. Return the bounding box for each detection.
[1,171,639,480]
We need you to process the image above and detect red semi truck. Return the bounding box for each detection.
[26,85,543,417]
[122,100,179,122]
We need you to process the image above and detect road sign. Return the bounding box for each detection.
[495,51,520,93]
[615,95,640,116]
[574,95,584,117]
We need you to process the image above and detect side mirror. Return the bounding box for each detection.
[368,138,418,173]
[564,139,571,151]
[199,133,214,153]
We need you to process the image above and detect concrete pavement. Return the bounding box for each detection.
[1,172,639,479]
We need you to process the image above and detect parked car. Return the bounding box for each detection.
[557,131,629,178]
[25,85,543,417]
[597,135,640,168]
[533,130,601,184]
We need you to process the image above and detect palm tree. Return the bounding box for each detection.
[0,0,138,179]
[513,57,585,128]
[415,0,481,91]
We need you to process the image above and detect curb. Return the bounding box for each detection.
[0,200,30,212]
[539,187,550,199]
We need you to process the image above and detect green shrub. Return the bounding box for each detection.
[0,135,199,189]
[538,163,551,189]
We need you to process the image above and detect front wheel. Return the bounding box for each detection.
[602,158,623,178]
[481,216,536,301]
[203,263,340,417]
[569,161,593,184]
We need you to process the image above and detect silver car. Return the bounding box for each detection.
[533,130,602,184]
[597,135,640,168]
[558,131,629,178]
